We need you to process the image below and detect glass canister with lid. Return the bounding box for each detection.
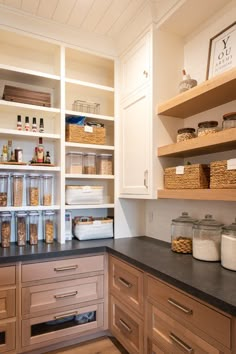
[0,211,12,248]
[26,174,40,206]
[0,173,9,207]
[221,218,236,271]
[197,121,219,137]
[171,212,197,254]
[176,128,196,143]
[15,211,28,246]
[222,112,236,130]
[192,214,223,261]
[43,210,55,244]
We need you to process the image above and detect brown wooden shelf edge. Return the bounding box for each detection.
[157,189,236,201]
[158,128,236,157]
[157,68,236,118]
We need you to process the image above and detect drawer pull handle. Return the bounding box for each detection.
[119,318,132,333]
[118,277,132,288]
[54,311,77,320]
[169,332,193,353]
[168,298,193,315]
[54,265,78,272]
[54,291,78,299]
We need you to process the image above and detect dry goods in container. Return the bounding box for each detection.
[177,128,196,142]
[84,153,96,174]
[192,214,223,261]
[29,211,39,245]
[12,173,24,206]
[221,218,236,271]
[171,212,197,254]
[97,154,113,175]
[197,121,219,137]
[27,174,40,206]
[66,152,83,174]
[0,173,8,206]
[41,175,53,206]
[15,211,27,246]
[222,112,236,130]
[0,212,12,248]
[43,210,55,243]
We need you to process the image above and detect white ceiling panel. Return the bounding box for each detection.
[81,0,113,32]
[21,0,40,14]
[4,0,21,8]
[52,0,77,23]
[94,0,132,35]
[37,0,58,19]
[67,0,94,28]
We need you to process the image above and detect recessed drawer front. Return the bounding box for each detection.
[0,266,15,286]
[150,304,222,354]
[0,289,15,319]
[110,295,143,354]
[0,320,16,353]
[147,276,231,349]
[22,302,104,348]
[22,275,104,315]
[22,255,104,282]
[109,256,143,314]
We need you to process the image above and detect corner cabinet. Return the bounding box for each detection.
[0,28,115,243]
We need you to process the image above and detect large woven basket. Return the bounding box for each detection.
[66,124,106,145]
[210,160,236,188]
[164,164,210,189]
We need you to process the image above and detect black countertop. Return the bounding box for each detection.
[0,236,236,316]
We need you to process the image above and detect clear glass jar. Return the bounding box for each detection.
[222,112,236,130]
[0,173,9,207]
[192,214,223,261]
[29,211,39,245]
[177,128,196,143]
[84,153,96,174]
[97,154,113,175]
[221,218,236,271]
[197,121,219,137]
[12,173,24,207]
[15,211,27,246]
[171,212,197,254]
[43,210,55,244]
[27,174,40,206]
[41,175,53,206]
[0,211,12,248]
[66,152,83,174]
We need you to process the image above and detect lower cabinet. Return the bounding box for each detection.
[0,320,16,353]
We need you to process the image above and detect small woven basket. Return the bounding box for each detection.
[210,160,236,188]
[66,124,106,145]
[164,164,210,189]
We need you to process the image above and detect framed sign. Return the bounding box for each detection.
[206,21,236,79]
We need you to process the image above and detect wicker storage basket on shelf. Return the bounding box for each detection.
[210,160,236,188]
[164,164,210,189]
[66,124,106,145]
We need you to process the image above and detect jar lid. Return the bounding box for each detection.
[44,210,55,215]
[84,153,96,156]
[41,174,53,178]
[198,121,218,128]
[27,174,40,178]
[66,151,83,155]
[16,211,27,216]
[11,173,24,177]
[223,112,236,121]
[97,154,112,157]
[29,211,39,216]
[177,128,195,134]
[172,212,197,223]
[0,211,12,217]
[222,218,236,232]
[0,173,9,177]
[194,214,223,228]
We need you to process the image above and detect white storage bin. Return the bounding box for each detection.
[65,186,103,205]
[73,218,113,240]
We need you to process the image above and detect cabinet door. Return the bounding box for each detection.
[120,86,151,196]
[0,321,15,353]
[121,31,150,98]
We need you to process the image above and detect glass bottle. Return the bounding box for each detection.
[171,212,197,254]
[25,116,30,131]
[27,174,40,206]
[29,211,39,245]
[39,118,44,133]
[17,115,22,130]
[221,218,236,271]
[15,211,27,246]
[0,211,12,248]
[32,117,37,132]
[41,175,53,206]
[12,173,24,207]
[43,210,55,244]
[0,173,9,207]
[2,145,8,162]
[192,214,223,261]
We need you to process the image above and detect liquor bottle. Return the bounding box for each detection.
[39,118,44,133]
[32,117,37,132]
[7,140,12,161]
[37,138,44,163]
[2,145,8,162]
[17,115,22,130]
[25,116,30,131]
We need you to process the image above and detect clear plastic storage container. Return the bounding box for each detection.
[84,153,96,174]
[193,214,223,261]
[27,174,40,206]
[0,211,12,248]
[221,218,236,271]
[12,173,24,207]
[29,211,39,245]
[177,128,196,143]
[97,154,113,175]
[0,173,9,207]
[66,152,83,174]
[43,210,55,244]
[15,211,27,246]
[222,112,236,130]
[41,175,53,206]
[171,212,197,254]
[197,121,219,137]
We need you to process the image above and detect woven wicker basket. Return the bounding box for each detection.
[66,124,106,145]
[210,160,236,188]
[164,164,210,189]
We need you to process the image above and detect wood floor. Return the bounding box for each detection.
[46,337,127,354]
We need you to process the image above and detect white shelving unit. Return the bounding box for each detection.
[0,28,115,244]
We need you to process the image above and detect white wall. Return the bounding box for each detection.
[145,0,236,242]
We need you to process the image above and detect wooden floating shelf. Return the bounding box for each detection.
[157,68,236,118]
[158,128,236,157]
[157,189,236,201]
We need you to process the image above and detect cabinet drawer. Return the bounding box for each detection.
[147,276,231,348]
[22,275,104,315]
[22,302,104,348]
[109,295,143,354]
[22,255,104,282]
[149,303,222,354]
[0,320,15,353]
[109,256,143,314]
[0,290,15,319]
[0,266,15,286]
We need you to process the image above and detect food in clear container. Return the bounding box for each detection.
[43,210,55,243]
[177,128,196,143]
[27,174,40,206]
[197,121,219,137]
[29,211,39,245]
[12,173,24,206]
[171,212,197,254]
[222,112,236,130]
[84,153,96,174]
[0,174,9,207]
[0,212,12,248]
[15,211,27,246]
[41,175,53,206]
[97,154,113,175]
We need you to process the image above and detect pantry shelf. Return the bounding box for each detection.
[65,142,114,151]
[65,78,114,92]
[158,128,236,157]
[0,128,60,140]
[65,174,114,179]
[65,203,115,210]
[65,110,114,122]
[0,205,60,212]
[0,64,60,82]
[157,67,236,118]
[0,100,60,114]
[0,165,60,172]
[157,189,236,201]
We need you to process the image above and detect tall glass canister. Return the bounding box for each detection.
[43,210,55,244]
[41,175,53,206]
[12,173,24,206]
[29,211,39,245]
[27,174,40,206]
[15,211,27,246]
[0,173,9,207]
[0,211,12,248]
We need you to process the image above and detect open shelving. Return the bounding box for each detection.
[158,189,236,201]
